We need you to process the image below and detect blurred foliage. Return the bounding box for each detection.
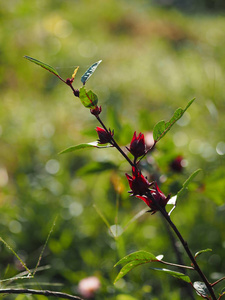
[0,0,225,299]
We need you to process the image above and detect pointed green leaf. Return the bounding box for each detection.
[24,56,61,79]
[193,281,210,297]
[81,60,102,85]
[79,86,98,109]
[59,142,111,154]
[167,169,201,215]
[151,268,192,283]
[195,249,212,259]
[114,261,148,283]
[153,98,195,142]
[114,251,158,284]
[177,169,202,200]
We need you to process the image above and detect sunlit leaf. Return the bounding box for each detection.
[72,66,79,79]
[81,60,102,85]
[153,98,195,142]
[193,281,210,297]
[79,86,98,109]
[59,141,111,154]
[167,195,177,206]
[195,249,212,259]
[167,195,177,216]
[24,56,62,79]
[151,267,192,283]
[114,251,158,284]
[156,254,164,261]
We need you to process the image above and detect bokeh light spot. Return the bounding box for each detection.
[45,159,60,174]
[9,220,22,234]
[216,141,225,155]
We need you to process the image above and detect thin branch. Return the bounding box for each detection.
[96,115,135,167]
[212,276,225,287]
[0,288,84,300]
[145,191,217,300]
[159,260,194,270]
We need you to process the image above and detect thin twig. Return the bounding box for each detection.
[96,115,135,167]
[159,260,194,270]
[212,276,225,287]
[0,288,84,300]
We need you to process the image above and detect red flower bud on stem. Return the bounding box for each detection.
[127,131,146,159]
[126,167,151,196]
[91,106,102,116]
[96,127,114,144]
[136,182,170,214]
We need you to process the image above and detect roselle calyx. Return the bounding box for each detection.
[126,167,151,196]
[137,182,170,214]
[127,131,146,159]
[91,105,102,116]
[96,127,114,144]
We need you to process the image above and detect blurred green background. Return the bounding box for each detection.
[0,0,225,299]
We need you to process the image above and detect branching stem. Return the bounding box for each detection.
[0,289,84,300]
[95,116,135,167]
[159,260,194,270]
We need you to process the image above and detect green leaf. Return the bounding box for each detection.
[177,169,202,200]
[167,169,201,215]
[114,251,158,284]
[151,267,192,283]
[79,86,98,109]
[193,281,210,297]
[24,56,61,79]
[114,250,158,267]
[153,98,195,142]
[59,141,111,154]
[195,248,212,259]
[81,60,102,85]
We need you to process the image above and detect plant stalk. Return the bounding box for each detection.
[96,116,135,167]
[157,205,216,300]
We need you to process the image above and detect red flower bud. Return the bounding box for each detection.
[96,127,114,144]
[126,167,151,196]
[128,131,146,159]
[136,182,170,214]
[91,106,102,116]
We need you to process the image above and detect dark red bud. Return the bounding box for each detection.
[137,182,170,214]
[66,78,73,85]
[96,127,113,144]
[128,131,146,159]
[126,167,151,196]
[90,106,102,116]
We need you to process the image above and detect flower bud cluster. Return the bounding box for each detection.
[126,166,170,214]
